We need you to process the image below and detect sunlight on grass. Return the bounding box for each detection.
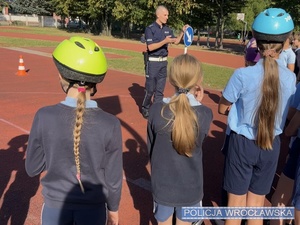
[0,36,58,47]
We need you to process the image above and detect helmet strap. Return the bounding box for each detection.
[61,78,97,96]
[90,84,97,96]
[64,82,75,94]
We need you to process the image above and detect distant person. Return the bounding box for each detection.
[141,5,189,119]
[270,82,300,225]
[25,37,123,225]
[293,31,300,83]
[218,8,296,225]
[288,84,300,225]
[147,54,213,225]
[279,32,296,72]
[241,32,248,45]
[244,37,260,66]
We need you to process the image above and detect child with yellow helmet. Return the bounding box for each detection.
[25,36,122,225]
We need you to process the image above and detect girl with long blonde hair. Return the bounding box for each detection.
[25,37,122,225]
[218,8,296,225]
[148,54,213,225]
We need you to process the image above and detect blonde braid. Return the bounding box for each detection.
[73,86,86,193]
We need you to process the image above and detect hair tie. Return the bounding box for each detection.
[178,88,189,94]
[78,87,86,93]
[263,49,276,57]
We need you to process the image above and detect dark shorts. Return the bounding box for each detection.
[283,138,300,179]
[153,201,202,223]
[290,138,300,209]
[223,132,280,195]
[41,203,106,225]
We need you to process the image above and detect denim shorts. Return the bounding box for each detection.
[223,131,280,195]
[153,201,202,222]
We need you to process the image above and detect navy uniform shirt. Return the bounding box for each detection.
[145,21,175,57]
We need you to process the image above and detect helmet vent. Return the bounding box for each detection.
[75,41,85,49]
[94,46,100,52]
[277,13,284,17]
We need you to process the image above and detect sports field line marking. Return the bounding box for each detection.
[123,175,151,192]
[2,47,52,57]
[0,118,30,134]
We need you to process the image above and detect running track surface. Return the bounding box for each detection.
[0,28,289,225]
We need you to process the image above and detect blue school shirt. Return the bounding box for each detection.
[223,59,296,140]
[279,47,296,67]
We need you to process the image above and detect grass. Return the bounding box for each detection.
[0,26,72,36]
[0,36,58,47]
[0,26,235,90]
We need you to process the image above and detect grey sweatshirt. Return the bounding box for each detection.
[147,102,213,206]
[25,102,122,211]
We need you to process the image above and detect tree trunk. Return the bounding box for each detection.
[215,15,220,48]
[206,26,210,48]
[219,18,225,49]
[218,0,224,49]
[196,27,200,46]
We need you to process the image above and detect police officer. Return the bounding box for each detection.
[141,5,189,119]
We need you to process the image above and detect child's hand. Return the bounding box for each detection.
[194,85,204,103]
[107,210,119,225]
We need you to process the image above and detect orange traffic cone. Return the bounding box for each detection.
[16,55,27,76]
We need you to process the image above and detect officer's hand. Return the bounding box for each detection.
[165,35,177,44]
[182,24,190,33]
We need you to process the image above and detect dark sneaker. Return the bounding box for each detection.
[141,108,149,119]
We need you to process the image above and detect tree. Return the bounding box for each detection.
[11,0,54,15]
[203,0,249,49]
[112,0,148,38]
[226,0,272,40]
[88,0,115,36]
[0,0,9,11]
[148,0,199,31]
[271,0,300,30]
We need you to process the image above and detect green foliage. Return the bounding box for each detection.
[0,0,9,8]
[50,0,69,17]
[112,0,148,26]
[11,0,54,15]
[7,0,300,36]
[227,0,272,32]
[271,0,300,30]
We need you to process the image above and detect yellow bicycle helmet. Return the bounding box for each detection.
[53,36,107,83]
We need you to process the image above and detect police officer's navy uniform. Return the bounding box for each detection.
[142,21,175,118]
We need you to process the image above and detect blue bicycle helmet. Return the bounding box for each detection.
[252,8,294,42]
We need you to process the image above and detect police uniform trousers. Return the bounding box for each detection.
[142,60,168,110]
